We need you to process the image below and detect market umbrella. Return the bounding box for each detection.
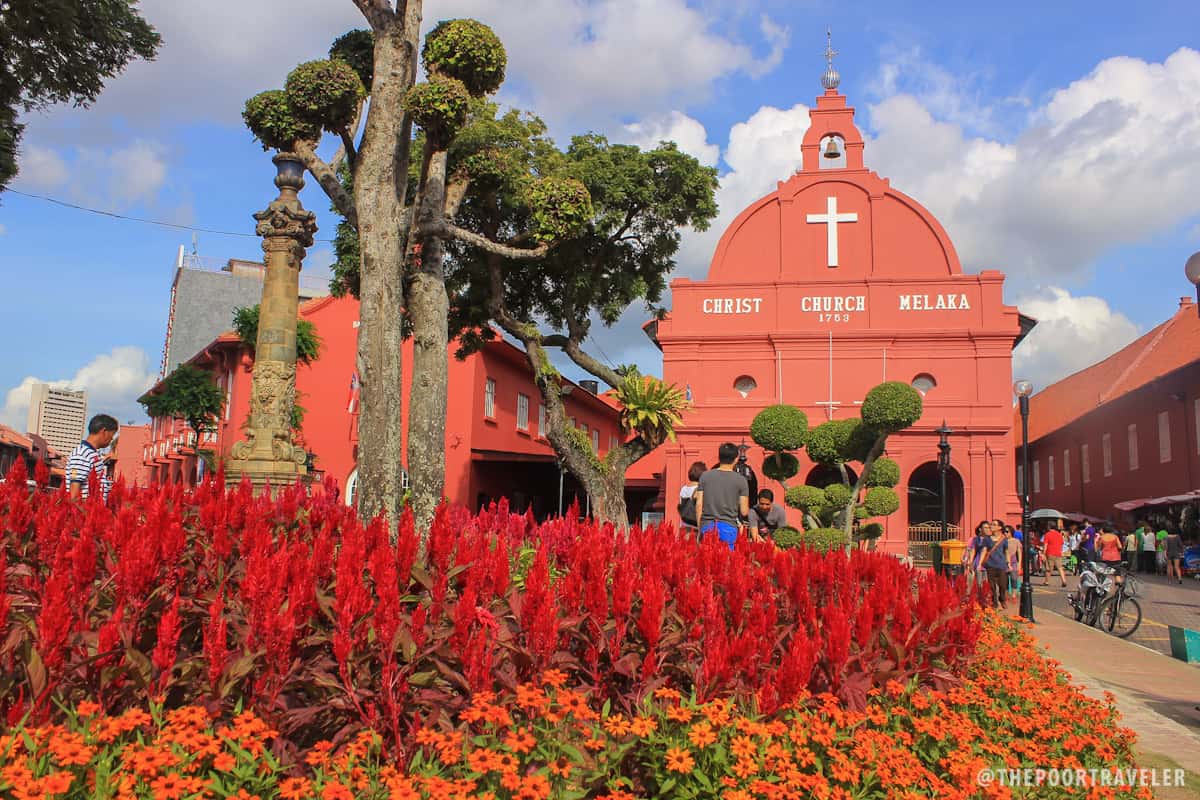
[1029,508,1067,520]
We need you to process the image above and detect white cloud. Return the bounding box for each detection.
[14,145,69,190]
[438,0,787,128]
[1,347,157,430]
[15,139,170,210]
[622,111,720,166]
[1012,287,1140,390]
[865,47,1200,286]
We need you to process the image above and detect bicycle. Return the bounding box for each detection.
[1098,566,1142,638]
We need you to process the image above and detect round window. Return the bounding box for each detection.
[734,375,757,398]
[911,374,937,395]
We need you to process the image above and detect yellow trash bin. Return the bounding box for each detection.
[940,539,966,574]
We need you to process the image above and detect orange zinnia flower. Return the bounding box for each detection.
[629,717,657,737]
[320,782,354,800]
[549,755,573,777]
[75,701,102,718]
[278,777,312,800]
[541,669,568,689]
[504,728,536,754]
[688,721,717,748]
[665,747,695,773]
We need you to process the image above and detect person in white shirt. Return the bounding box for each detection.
[67,414,119,501]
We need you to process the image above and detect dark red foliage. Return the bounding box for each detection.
[0,461,980,757]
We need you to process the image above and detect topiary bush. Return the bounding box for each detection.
[823,483,852,509]
[529,176,593,242]
[422,19,506,96]
[865,457,900,488]
[243,90,320,151]
[405,77,471,146]
[863,486,900,517]
[771,526,803,549]
[785,485,827,517]
[858,522,885,541]
[750,405,808,453]
[861,381,923,433]
[806,419,861,464]
[801,527,849,553]
[285,59,364,132]
[762,453,800,483]
[329,29,374,90]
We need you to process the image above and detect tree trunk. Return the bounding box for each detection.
[406,146,450,531]
[843,434,888,547]
[352,7,420,530]
[581,468,631,529]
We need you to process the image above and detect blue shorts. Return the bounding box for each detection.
[701,521,738,550]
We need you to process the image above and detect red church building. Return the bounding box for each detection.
[141,296,657,519]
[650,66,1031,558]
[1016,295,1200,520]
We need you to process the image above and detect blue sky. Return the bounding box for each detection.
[2,0,1199,428]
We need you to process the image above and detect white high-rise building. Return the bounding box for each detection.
[27,384,88,455]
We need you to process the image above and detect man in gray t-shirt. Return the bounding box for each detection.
[747,489,787,542]
[695,443,750,549]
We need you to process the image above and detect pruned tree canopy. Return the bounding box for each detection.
[139,364,224,441]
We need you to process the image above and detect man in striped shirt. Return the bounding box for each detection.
[67,414,119,501]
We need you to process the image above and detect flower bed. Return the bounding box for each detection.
[0,461,978,758]
[0,613,1149,799]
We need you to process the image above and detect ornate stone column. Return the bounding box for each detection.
[225,153,318,492]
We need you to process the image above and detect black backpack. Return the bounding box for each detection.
[678,493,698,526]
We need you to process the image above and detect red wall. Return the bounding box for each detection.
[143,297,632,512]
[1020,363,1200,519]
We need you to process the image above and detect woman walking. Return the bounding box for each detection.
[677,460,706,539]
[1165,529,1185,584]
[984,524,1011,608]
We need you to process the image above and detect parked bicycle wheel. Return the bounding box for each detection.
[1099,595,1142,638]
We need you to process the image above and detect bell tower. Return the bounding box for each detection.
[800,30,866,172]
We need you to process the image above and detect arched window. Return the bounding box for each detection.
[733,375,757,398]
[911,373,937,395]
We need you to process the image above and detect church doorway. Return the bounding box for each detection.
[906,461,964,564]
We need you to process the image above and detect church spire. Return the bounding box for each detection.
[821,27,840,91]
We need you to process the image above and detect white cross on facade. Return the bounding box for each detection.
[806,196,858,267]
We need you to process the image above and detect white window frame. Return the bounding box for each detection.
[224,369,234,421]
[1032,460,1041,494]
[592,429,600,452]
[516,393,530,431]
[1159,410,1171,463]
[1082,443,1091,484]
[610,435,618,453]
[1063,449,1071,487]
[1127,423,1139,471]
[1048,455,1055,491]
[1102,434,1112,477]
[538,405,546,438]
[484,378,496,418]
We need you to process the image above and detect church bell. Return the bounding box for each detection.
[823,137,842,159]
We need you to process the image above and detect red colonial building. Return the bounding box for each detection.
[1016,295,1200,520]
[650,72,1030,558]
[141,295,657,520]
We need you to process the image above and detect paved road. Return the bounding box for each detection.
[1030,570,1200,657]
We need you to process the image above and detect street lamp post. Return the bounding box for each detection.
[1185,252,1200,318]
[936,421,952,547]
[1014,379,1035,621]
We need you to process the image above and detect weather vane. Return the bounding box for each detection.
[821,27,841,90]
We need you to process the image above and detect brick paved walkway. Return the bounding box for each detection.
[1027,610,1200,785]
[1030,570,1200,658]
